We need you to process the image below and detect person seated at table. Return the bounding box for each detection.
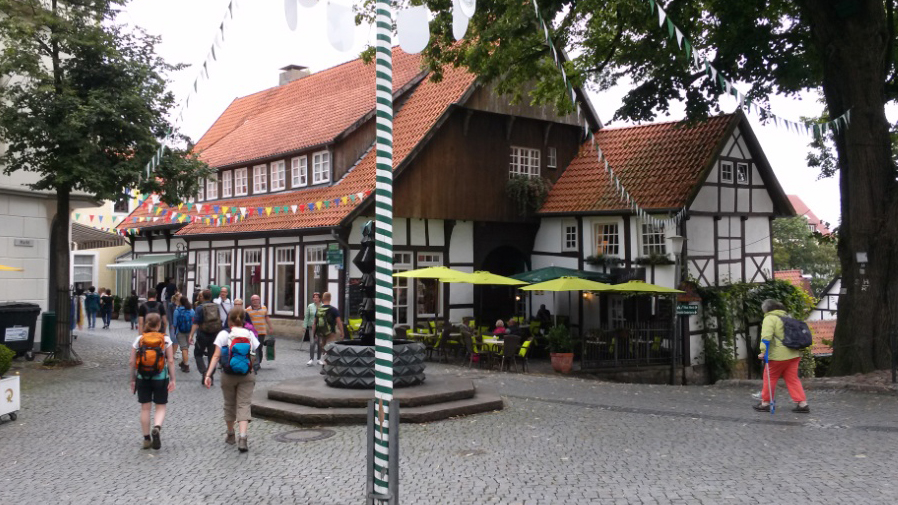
[493,319,507,335]
[506,319,525,337]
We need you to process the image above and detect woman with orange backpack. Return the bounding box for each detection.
[129,312,176,450]
[203,307,260,453]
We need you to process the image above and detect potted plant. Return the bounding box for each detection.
[547,325,575,373]
[0,344,20,421]
[112,295,123,320]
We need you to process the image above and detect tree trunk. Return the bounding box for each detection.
[800,1,898,374]
[54,187,75,362]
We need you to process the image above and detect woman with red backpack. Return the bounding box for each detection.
[203,307,260,452]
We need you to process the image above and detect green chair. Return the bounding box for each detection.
[348,318,362,334]
[528,321,541,336]
[518,337,534,373]
[651,335,662,353]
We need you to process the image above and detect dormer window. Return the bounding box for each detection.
[547,147,557,168]
[510,146,540,178]
[253,165,268,193]
[206,173,218,200]
[736,163,749,184]
[197,177,205,201]
[222,170,232,198]
[720,161,733,183]
[312,151,330,184]
[292,156,308,187]
[271,161,286,191]
[234,167,248,196]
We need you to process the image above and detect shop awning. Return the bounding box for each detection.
[107,254,182,270]
[72,223,126,249]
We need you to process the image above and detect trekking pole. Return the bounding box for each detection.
[762,340,775,415]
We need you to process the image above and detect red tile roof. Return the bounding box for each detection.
[117,62,476,235]
[774,270,813,296]
[193,49,425,168]
[787,195,832,235]
[808,319,836,356]
[540,114,735,213]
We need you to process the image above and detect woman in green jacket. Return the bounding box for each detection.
[754,299,810,413]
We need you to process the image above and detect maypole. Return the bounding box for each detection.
[372,0,395,501]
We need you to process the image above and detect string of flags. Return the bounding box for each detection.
[639,0,850,138]
[530,0,686,229]
[76,189,373,236]
[144,0,242,178]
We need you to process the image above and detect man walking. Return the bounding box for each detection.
[246,295,273,372]
[85,286,100,329]
[190,289,223,385]
[304,292,321,366]
[138,289,167,335]
[214,286,234,331]
[162,277,178,337]
[311,292,342,374]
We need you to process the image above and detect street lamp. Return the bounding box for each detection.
[668,234,686,386]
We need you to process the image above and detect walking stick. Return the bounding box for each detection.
[762,340,775,415]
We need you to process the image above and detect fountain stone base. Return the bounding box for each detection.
[323,339,426,389]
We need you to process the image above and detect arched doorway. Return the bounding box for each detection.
[477,246,528,326]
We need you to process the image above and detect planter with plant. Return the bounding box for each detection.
[633,253,675,266]
[505,175,552,216]
[0,345,20,421]
[584,254,624,267]
[112,295,123,319]
[547,325,575,373]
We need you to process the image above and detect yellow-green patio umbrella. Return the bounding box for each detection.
[0,264,23,272]
[608,280,684,294]
[520,276,613,327]
[392,266,470,281]
[445,271,528,285]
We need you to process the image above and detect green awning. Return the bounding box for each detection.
[106,254,182,270]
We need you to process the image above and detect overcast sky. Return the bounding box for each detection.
[124,0,843,226]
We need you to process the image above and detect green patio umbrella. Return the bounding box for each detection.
[511,266,611,284]
[608,280,684,294]
[520,276,613,326]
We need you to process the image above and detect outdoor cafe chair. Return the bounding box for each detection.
[518,336,534,373]
[499,335,522,372]
[462,331,489,369]
[473,333,495,369]
[394,325,408,341]
[528,321,542,336]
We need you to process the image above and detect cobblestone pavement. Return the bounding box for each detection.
[2,320,898,504]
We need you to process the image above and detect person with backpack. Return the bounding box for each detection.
[214,285,234,330]
[311,292,343,374]
[138,289,168,335]
[246,295,273,372]
[203,307,260,453]
[304,292,322,366]
[190,289,223,385]
[753,299,811,414]
[85,286,100,329]
[173,296,195,373]
[129,312,176,450]
[125,290,140,330]
[100,288,114,329]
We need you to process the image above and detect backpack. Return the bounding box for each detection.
[221,331,253,375]
[176,308,194,334]
[315,305,335,338]
[777,315,813,349]
[143,300,164,317]
[135,332,166,376]
[200,302,222,333]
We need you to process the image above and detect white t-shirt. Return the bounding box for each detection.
[214,297,234,321]
[214,327,260,351]
[132,334,173,350]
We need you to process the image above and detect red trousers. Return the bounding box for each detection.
[761,357,806,403]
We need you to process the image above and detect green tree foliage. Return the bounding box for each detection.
[0,0,210,360]
[772,216,840,296]
[357,0,897,375]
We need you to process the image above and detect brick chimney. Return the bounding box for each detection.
[279,65,311,85]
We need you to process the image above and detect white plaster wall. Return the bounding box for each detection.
[735,135,750,159]
[448,221,474,264]
[393,217,407,246]
[722,136,736,159]
[269,236,299,245]
[429,219,445,247]
[409,219,426,246]
[751,166,764,186]
[736,188,751,213]
[720,187,735,213]
[685,216,714,257]
[134,240,150,253]
[811,278,841,320]
[211,240,234,248]
[150,238,168,252]
[192,240,210,249]
[237,238,265,246]
[533,218,563,253]
[302,234,331,243]
[744,217,771,254]
[529,253,577,318]
[751,190,774,213]
[691,186,718,213]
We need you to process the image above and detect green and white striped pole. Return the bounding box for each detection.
[373,0,395,501]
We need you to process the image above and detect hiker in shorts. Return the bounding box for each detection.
[138,289,168,335]
[311,292,343,374]
[129,312,176,450]
[190,289,223,385]
[304,292,322,366]
[173,295,195,373]
[203,307,260,453]
[246,295,273,372]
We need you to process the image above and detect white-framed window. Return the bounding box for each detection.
[206,173,218,200]
[312,151,330,184]
[291,156,308,188]
[253,164,268,193]
[196,251,210,290]
[641,223,666,256]
[216,249,232,287]
[234,167,248,196]
[736,162,749,184]
[393,252,413,325]
[562,220,578,251]
[720,161,733,183]
[275,247,296,314]
[73,254,95,289]
[594,222,620,256]
[197,177,205,201]
[222,170,233,198]
[547,147,557,168]
[416,253,442,317]
[509,146,540,178]
[244,249,262,302]
[807,223,817,233]
[305,245,328,308]
[271,160,286,191]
